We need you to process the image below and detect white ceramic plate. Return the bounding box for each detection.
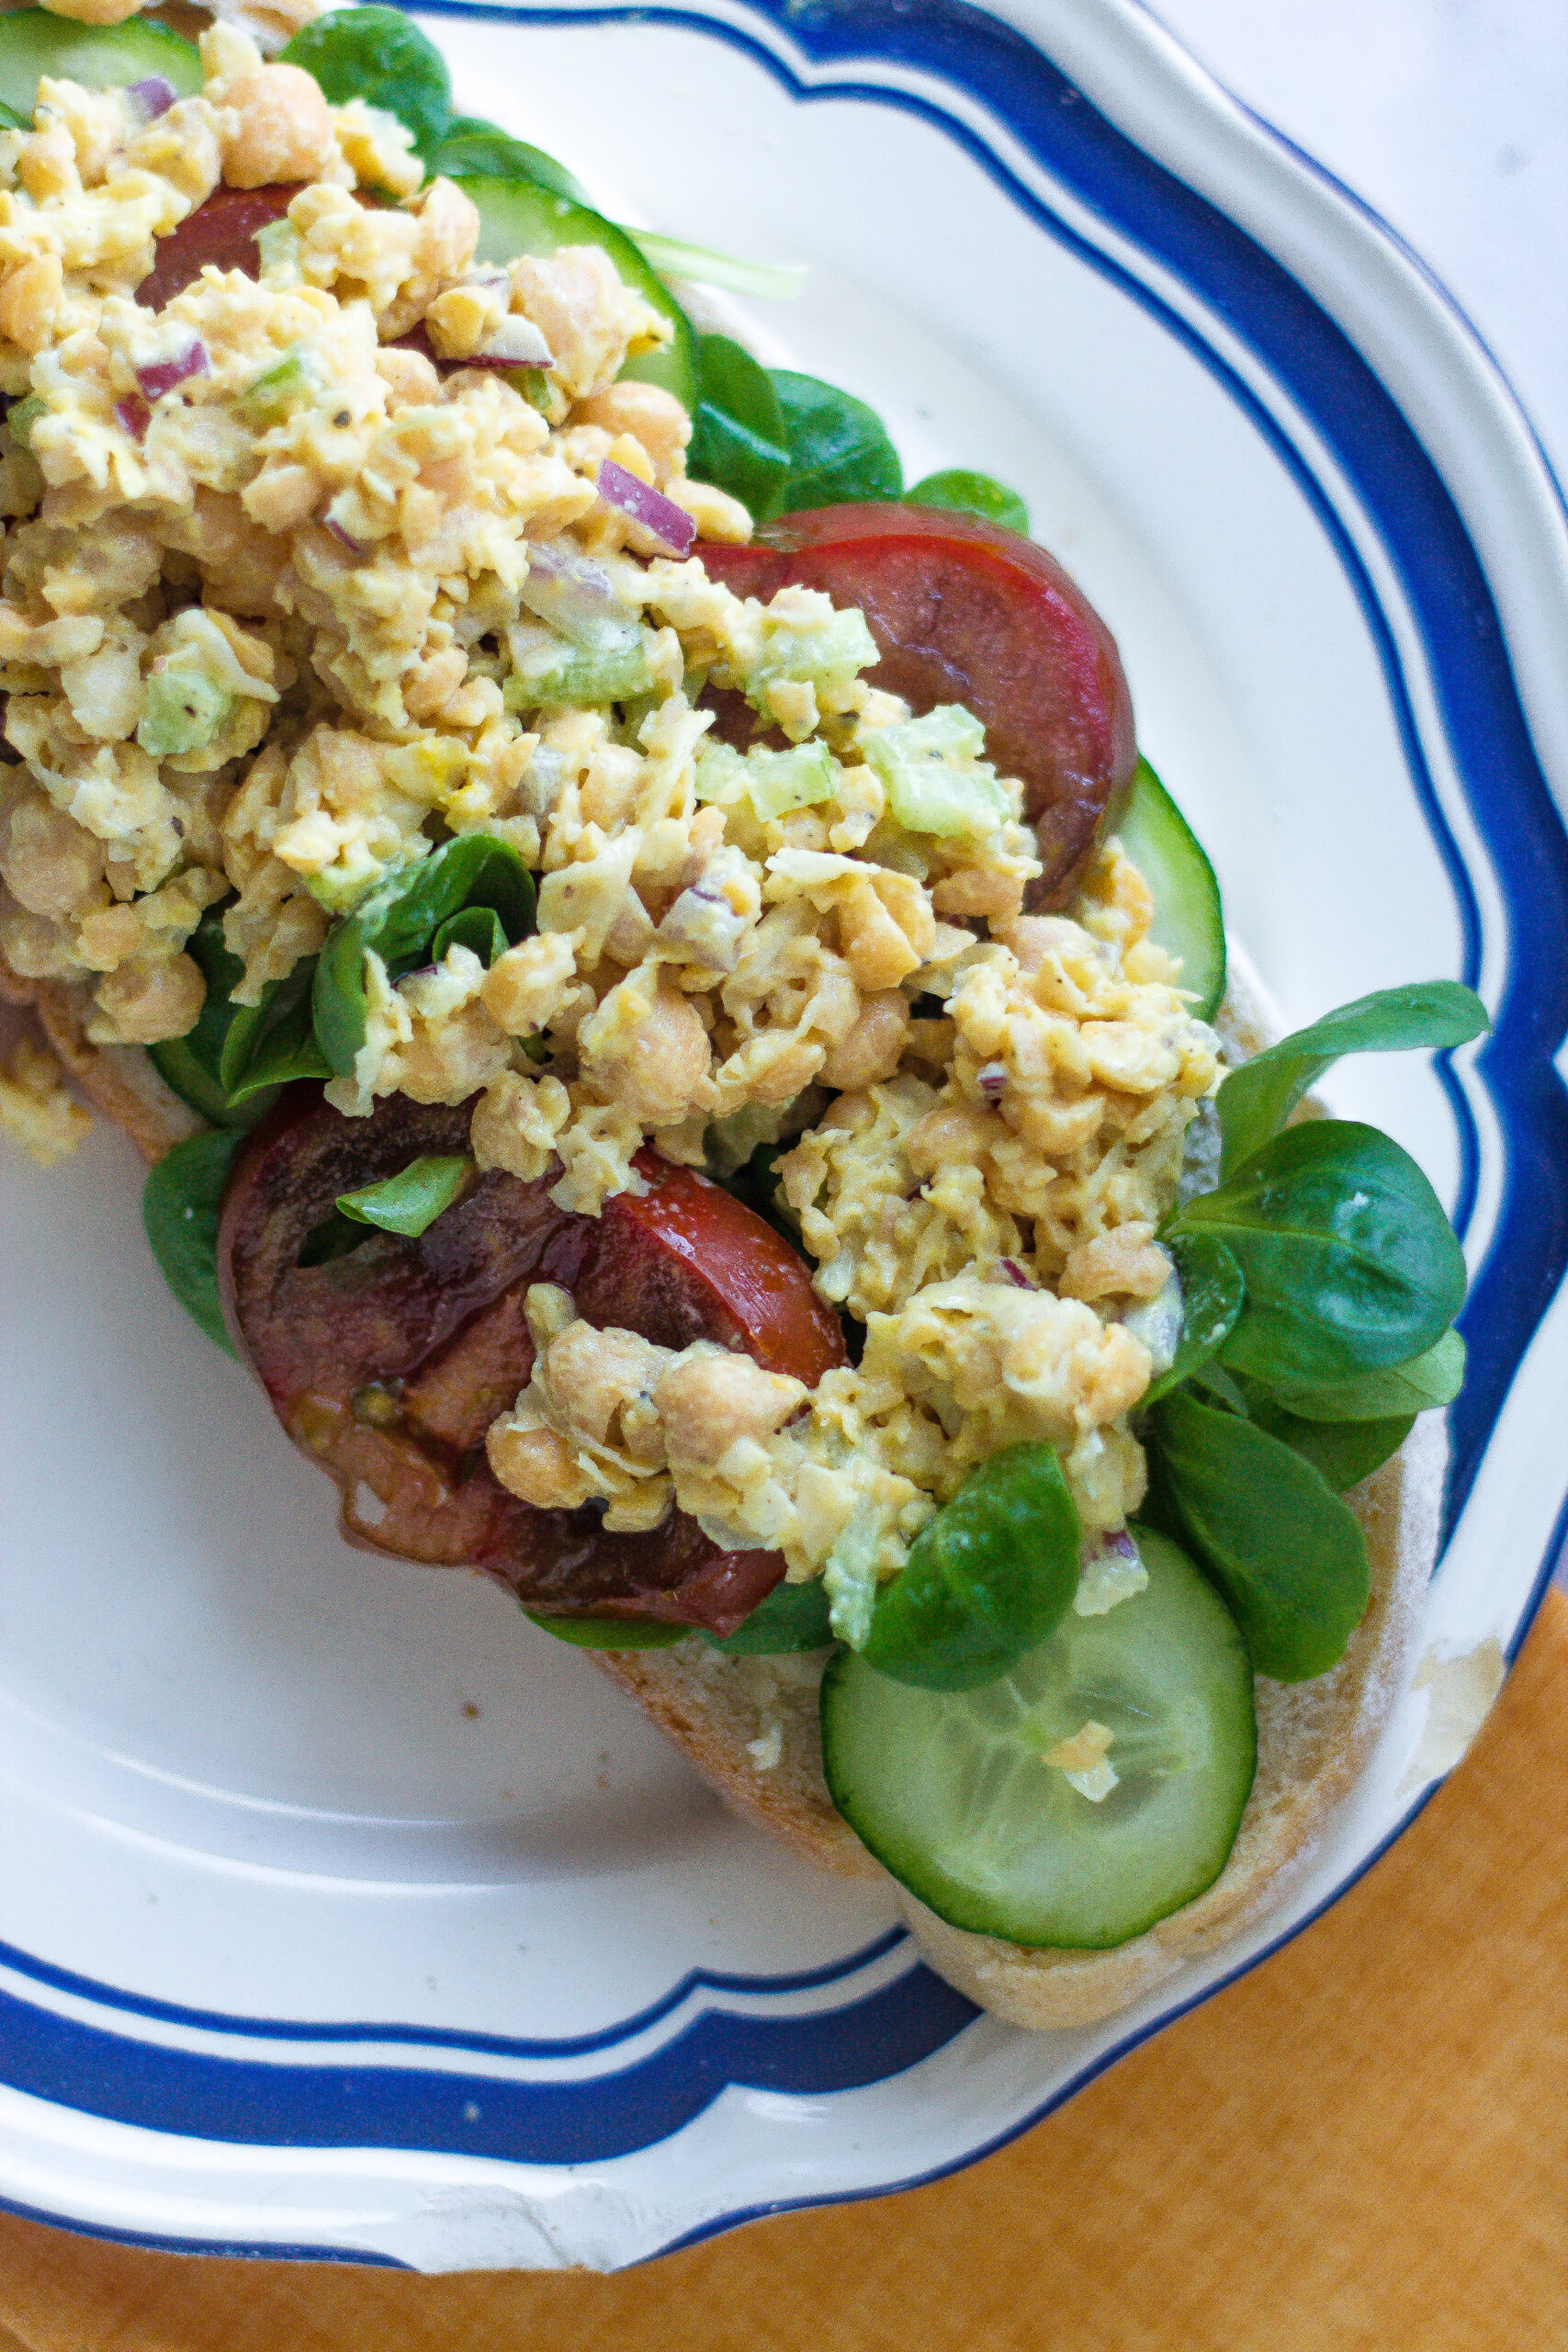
[3,0,1566,2275]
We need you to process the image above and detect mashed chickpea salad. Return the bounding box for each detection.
[0,4,1487,1951]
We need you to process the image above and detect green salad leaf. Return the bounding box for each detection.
[222,971,333,1104]
[312,834,536,1080]
[1232,1381,1416,1493]
[907,468,1030,534]
[149,911,327,1125]
[769,369,903,509]
[141,1130,243,1356]
[1142,1230,1245,1406]
[1148,1390,1370,1679]
[1262,1329,1466,1422]
[861,1443,1080,1690]
[281,7,451,156]
[424,116,588,201]
[1169,1119,1467,1385]
[703,1576,835,1655]
[337,1153,474,1238]
[147,910,267,1129]
[688,333,791,518]
[525,1611,687,1649]
[1216,980,1489,1179]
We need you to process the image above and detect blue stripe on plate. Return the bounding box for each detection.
[0,1925,911,2057]
[7,0,1566,2218]
[0,1963,977,2162]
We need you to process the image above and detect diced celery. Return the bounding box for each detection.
[744,741,836,819]
[504,628,651,711]
[747,607,878,698]
[305,862,391,917]
[861,704,1010,838]
[514,368,556,417]
[693,740,749,804]
[694,736,836,821]
[866,705,987,764]
[705,1096,796,1179]
[6,394,45,450]
[254,220,303,286]
[885,763,1010,838]
[823,1512,883,1649]
[239,345,323,426]
[137,667,231,759]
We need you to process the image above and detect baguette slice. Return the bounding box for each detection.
[2,962,206,1166]
[17,944,1438,2029]
[595,948,1438,2028]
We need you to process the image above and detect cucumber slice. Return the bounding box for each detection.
[453,175,698,412]
[820,1526,1256,1949]
[1111,757,1225,1021]
[0,10,199,123]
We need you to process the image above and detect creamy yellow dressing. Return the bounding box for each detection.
[0,27,1221,1594]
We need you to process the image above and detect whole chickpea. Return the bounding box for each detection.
[582,976,713,1128]
[1,789,106,921]
[655,1349,807,1467]
[573,383,692,485]
[903,1099,1007,1179]
[92,952,205,1045]
[221,64,336,189]
[38,0,143,22]
[544,1324,667,1450]
[818,990,909,1091]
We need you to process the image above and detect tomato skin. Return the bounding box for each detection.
[218,1091,842,1633]
[138,184,299,311]
[698,503,1135,906]
[581,1148,845,1387]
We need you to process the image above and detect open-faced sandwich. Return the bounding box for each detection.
[0,6,1487,2028]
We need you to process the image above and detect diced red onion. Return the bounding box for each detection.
[595,456,694,558]
[115,393,150,442]
[460,353,550,375]
[519,539,632,644]
[129,74,176,120]
[1106,1531,1139,1561]
[323,515,366,558]
[976,1060,1008,1101]
[998,1258,1033,1289]
[134,339,208,401]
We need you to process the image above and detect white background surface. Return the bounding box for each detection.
[1145,1,1567,481]
[1146,0,1567,1592]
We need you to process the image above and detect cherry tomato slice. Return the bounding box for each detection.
[698,503,1136,905]
[219,1090,842,1633]
[138,184,299,311]
[137,187,470,383]
[579,1147,844,1385]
